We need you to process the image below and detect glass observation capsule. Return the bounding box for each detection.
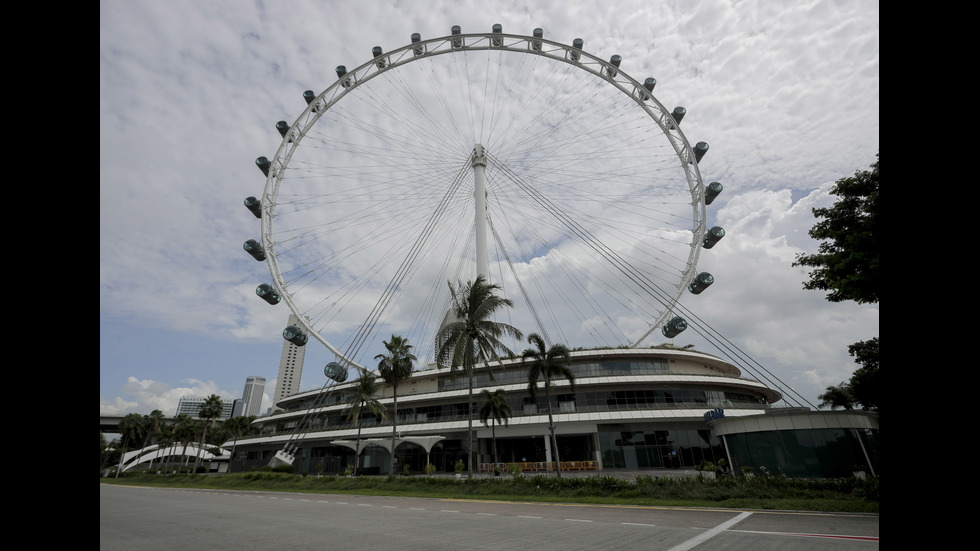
[411,33,423,56]
[324,362,350,383]
[704,182,723,205]
[571,38,583,61]
[255,156,271,176]
[703,226,726,249]
[255,283,281,305]
[243,239,266,261]
[283,325,308,347]
[689,272,714,294]
[693,142,709,163]
[244,196,261,218]
[662,316,687,338]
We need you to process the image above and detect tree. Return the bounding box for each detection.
[346,370,384,476]
[224,416,256,468]
[794,154,879,410]
[522,333,575,479]
[115,412,147,477]
[793,153,879,304]
[436,275,523,476]
[847,337,879,412]
[172,414,198,470]
[145,409,166,472]
[817,382,855,410]
[195,394,225,472]
[376,335,416,474]
[479,389,512,469]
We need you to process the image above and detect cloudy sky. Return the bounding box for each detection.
[100,0,879,416]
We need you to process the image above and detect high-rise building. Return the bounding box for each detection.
[175,396,234,419]
[241,376,266,417]
[272,313,307,410]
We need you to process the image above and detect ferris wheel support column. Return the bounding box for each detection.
[472,144,489,280]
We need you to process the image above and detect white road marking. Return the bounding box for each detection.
[667,512,753,551]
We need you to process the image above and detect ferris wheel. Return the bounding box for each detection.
[244,25,724,371]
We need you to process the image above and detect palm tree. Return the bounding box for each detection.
[523,333,575,478]
[346,370,385,476]
[173,414,198,471]
[375,335,416,474]
[115,412,147,477]
[145,409,166,472]
[818,382,855,410]
[194,394,225,472]
[436,275,522,476]
[225,416,256,470]
[479,389,512,470]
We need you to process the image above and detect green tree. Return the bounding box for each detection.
[145,409,166,472]
[793,154,879,304]
[115,412,147,477]
[172,413,198,470]
[195,395,225,471]
[817,382,855,410]
[376,335,416,474]
[436,275,523,476]
[479,388,512,469]
[224,416,256,468]
[522,333,575,479]
[346,370,384,476]
[847,337,879,411]
[794,154,879,410]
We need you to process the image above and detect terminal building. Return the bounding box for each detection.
[228,346,878,478]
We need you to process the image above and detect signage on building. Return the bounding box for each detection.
[703,408,725,422]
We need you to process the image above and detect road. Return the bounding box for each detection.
[100,484,878,550]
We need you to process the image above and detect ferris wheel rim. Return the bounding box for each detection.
[257,28,709,367]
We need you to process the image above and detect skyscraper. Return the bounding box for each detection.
[241,376,265,417]
[272,313,307,410]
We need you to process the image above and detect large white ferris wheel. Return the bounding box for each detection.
[244,25,725,375]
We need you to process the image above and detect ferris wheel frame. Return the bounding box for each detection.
[257,28,710,365]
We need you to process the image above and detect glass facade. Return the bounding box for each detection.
[598,424,725,469]
[723,427,879,478]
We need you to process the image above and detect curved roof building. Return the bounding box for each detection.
[228,346,878,478]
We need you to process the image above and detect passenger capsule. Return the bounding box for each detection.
[276,120,293,141]
[532,28,544,51]
[411,33,423,56]
[255,157,271,177]
[492,24,503,46]
[324,362,350,383]
[662,316,688,338]
[243,239,266,261]
[302,90,320,112]
[372,46,386,69]
[283,325,308,346]
[639,77,657,100]
[336,65,351,87]
[694,142,709,163]
[703,226,725,248]
[671,107,686,127]
[689,272,714,294]
[255,283,281,305]
[571,38,583,61]
[451,25,462,48]
[704,182,723,205]
[244,196,261,218]
[606,55,621,78]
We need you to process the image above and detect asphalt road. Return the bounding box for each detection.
[100,484,878,550]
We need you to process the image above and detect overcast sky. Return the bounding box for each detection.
[100,0,879,417]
